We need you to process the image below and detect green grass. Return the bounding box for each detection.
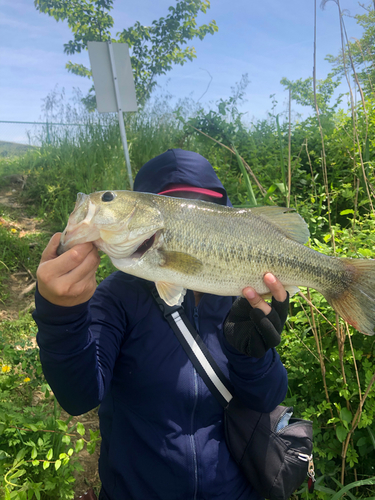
[0,141,36,158]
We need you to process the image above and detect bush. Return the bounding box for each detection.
[0,316,100,500]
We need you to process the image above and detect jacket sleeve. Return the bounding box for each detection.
[220,333,288,413]
[33,276,129,415]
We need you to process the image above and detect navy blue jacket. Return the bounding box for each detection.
[34,150,288,500]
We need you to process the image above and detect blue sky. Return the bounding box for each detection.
[0,0,366,144]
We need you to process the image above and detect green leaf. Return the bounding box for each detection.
[87,441,97,455]
[330,477,375,500]
[62,434,71,445]
[15,448,26,463]
[57,420,68,432]
[77,422,85,436]
[340,408,352,423]
[75,438,84,453]
[358,248,373,257]
[336,425,348,443]
[272,182,286,194]
[43,460,50,470]
[10,468,26,479]
[0,449,10,460]
[46,448,53,460]
[340,209,354,215]
[55,459,62,470]
[31,447,38,459]
[356,436,368,447]
[367,427,375,450]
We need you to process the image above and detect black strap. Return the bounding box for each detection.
[150,286,234,408]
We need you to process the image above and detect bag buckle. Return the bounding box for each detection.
[298,454,315,493]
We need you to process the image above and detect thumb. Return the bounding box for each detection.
[40,233,62,263]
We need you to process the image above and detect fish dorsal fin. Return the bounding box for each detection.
[156,281,186,306]
[250,206,310,244]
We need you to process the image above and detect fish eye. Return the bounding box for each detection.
[102,191,115,202]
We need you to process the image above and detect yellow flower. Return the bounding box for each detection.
[24,377,31,383]
[11,228,17,233]
[1,365,11,373]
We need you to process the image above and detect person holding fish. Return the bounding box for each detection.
[34,149,290,500]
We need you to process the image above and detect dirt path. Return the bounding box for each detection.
[0,177,101,497]
[0,178,41,321]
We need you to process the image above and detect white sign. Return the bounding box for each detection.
[88,41,138,113]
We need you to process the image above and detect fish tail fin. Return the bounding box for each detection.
[327,258,375,335]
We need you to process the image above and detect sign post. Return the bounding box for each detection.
[88,41,138,189]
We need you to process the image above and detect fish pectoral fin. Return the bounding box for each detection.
[250,206,310,244]
[156,281,187,306]
[260,285,300,301]
[159,251,203,275]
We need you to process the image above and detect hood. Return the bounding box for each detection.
[133,149,230,206]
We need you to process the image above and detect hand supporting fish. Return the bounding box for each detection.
[37,233,100,308]
[52,190,375,335]
[225,277,289,358]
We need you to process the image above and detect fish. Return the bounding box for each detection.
[57,190,375,335]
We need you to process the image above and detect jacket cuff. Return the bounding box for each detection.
[221,334,288,412]
[33,286,92,353]
[221,334,274,375]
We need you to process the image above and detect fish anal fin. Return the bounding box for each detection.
[159,251,203,275]
[251,206,310,244]
[156,282,186,306]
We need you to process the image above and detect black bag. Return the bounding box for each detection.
[150,289,315,500]
[224,398,313,500]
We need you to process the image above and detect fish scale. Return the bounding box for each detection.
[57,190,375,335]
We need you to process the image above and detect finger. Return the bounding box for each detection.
[40,233,62,263]
[53,243,97,277]
[67,265,99,300]
[243,287,272,315]
[62,246,100,283]
[263,273,287,303]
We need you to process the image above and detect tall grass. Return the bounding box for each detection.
[11,89,203,229]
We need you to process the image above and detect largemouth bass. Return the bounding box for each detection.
[57,190,375,335]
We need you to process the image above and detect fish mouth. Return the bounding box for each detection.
[130,233,157,259]
[56,197,99,255]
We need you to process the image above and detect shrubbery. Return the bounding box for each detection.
[1,72,375,498]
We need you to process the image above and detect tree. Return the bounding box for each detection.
[34,0,218,107]
[324,2,375,96]
[280,74,341,114]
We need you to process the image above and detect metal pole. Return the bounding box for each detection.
[107,40,134,189]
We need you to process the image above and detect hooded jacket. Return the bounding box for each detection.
[34,149,288,500]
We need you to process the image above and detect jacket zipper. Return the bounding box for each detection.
[189,306,200,500]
